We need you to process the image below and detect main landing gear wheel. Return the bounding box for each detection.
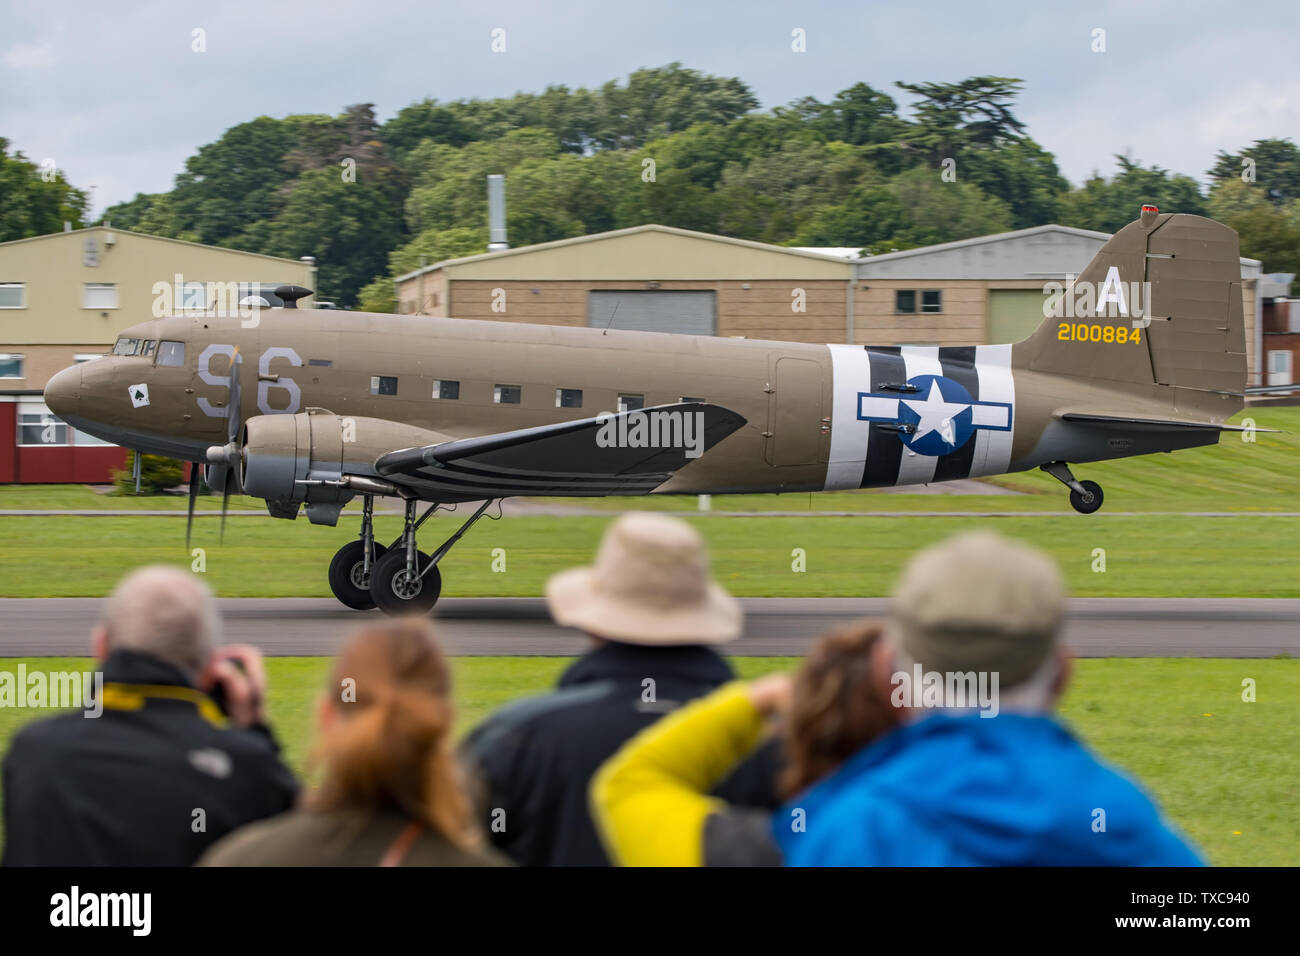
[370,548,442,616]
[1069,480,1104,515]
[327,540,388,610]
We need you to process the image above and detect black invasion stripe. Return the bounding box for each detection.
[860,348,906,489]
[933,346,980,482]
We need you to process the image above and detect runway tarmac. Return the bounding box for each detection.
[0,597,1297,658]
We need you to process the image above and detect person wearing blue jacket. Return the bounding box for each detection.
[774,531,1203,867]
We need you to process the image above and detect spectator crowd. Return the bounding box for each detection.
[1,513,1202,867]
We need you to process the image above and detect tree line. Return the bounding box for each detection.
[1,63,1297,308]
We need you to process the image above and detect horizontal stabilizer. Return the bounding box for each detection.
[1059,412,1276,433]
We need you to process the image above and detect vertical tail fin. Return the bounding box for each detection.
[1015,212,1247,402]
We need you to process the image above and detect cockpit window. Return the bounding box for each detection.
[112,337,141,356]
[141,340,157,358]
[156,341,185,367]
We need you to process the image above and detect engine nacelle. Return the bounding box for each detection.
[240,409,355,525]
[239,410,448,526]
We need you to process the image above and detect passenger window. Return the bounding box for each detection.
[370,375,398,396]
[556,388,583,409]
[156,341,185,367]
[433,380,459,400]
[494,384,522,405]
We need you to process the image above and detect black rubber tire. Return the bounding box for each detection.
[327,541,388,610]
[370,548,442,616]
[1069,479,1104,515]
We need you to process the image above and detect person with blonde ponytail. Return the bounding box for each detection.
[200,619,507,867]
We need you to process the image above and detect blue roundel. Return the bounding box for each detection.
[896,374,976,456]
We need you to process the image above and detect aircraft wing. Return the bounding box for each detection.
[1058,412,1277,433]
[373,402,747,500]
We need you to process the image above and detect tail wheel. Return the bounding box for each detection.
[370,548,442,616]
[328,541,388,610]
[1069,480,1104,515]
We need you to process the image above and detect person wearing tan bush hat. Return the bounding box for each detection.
[461,512,777,867]
[546,511,743,646]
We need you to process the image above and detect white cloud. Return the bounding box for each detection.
[3,41,56,71]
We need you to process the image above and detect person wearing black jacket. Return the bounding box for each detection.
[1,566,298,867]
[461,512,781,867]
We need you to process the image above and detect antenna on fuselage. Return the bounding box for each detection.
[602,301,619,336]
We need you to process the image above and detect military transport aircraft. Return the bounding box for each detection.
[44,210,1254,615]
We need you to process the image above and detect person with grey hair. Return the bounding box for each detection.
[1,566,298,866]
[773,531,1203,867]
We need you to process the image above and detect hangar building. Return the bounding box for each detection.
[394,222,1265,384]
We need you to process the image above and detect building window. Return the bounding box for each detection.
[618,393,645,413]
[176,280,207,311]
[680,396,705,404]
[433,380,459,400]
[896,290,942,314]
[370,375,398,396]
[157,341,186,367]
[74,427,113,447]
[494,384,522,405]
[83,283,118,309]
[0,283,24,308]
[18,406,69,446]
[556,387,583,409]
[0,353,24,378]
[74,353,103,363]
[308,358,332,367]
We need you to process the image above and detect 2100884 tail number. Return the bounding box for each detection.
[1058,323,1142,344]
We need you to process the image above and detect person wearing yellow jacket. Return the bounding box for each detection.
[591,622,895,867]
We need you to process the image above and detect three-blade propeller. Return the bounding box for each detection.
[189,348,244,549]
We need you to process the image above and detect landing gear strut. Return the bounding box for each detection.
[1041,462,1104,514]
[328,497,497,616]
[326,495,387,609]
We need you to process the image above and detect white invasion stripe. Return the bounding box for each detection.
[971,404,1010,428]
[971,344,1015,477]
[859,395,900,419]
[824,345,873,490]
[895,346,942,487]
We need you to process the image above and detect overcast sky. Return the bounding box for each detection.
[4,0,1296,216]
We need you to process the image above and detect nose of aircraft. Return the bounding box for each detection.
[44,364,82,419]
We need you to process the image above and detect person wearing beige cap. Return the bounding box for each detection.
[460,512,780,866]
[773,531,1204,867]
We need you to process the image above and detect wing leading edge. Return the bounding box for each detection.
[374,402,747,501]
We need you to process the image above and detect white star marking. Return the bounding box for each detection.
[901,380,969,447]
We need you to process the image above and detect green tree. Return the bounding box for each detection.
[1058,156,1207,233]
[1209,138,1300,206]
[0,139,90,241]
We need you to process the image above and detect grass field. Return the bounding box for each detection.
[0,512,1296,597]
[0,656,1295,866]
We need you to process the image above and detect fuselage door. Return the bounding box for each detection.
[765,356,825,467]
